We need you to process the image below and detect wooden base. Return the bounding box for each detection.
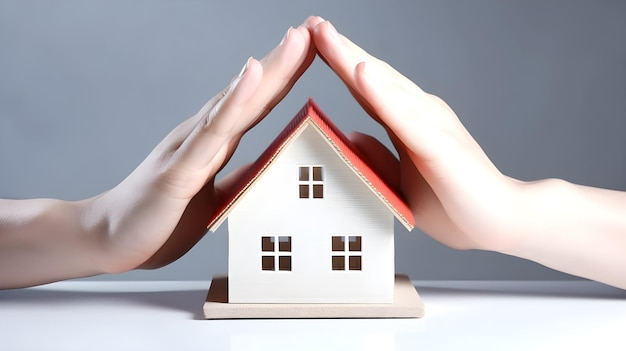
[203,274,424,319]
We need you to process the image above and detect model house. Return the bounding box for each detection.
[207,99,415,304]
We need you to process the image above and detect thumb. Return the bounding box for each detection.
[215,162,253,202]
[347,131,400,192]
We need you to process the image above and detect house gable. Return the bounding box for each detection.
[207,98,415,232]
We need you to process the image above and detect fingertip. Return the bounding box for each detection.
[280,26,306,55]
[238,56,262,82]
[216,162,253,199]
[354,61,367,85]
[295,24,308,37]
[355,61,366,74]
[312,20,345,63]
[347,130,371,145]
[303,15,325,30]
[228,56,263,107]
[312,19,328,36]
[246,56,262,73]
[279,26,294,47]
[311,20,331,58]
[319,20,340,41]
[348,131,391,158]
[347,131,401,190]
[347,130,375,167]
[354,61,377,100]
[291,25,309,45]
[295,24,317,69]
[246,57,264,85]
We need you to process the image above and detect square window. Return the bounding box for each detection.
[278,236,291,252]
[261,236,274,252]
[349,256,362,271]
[332,236,345,251]
[299,184,309,198]
[299,166,309,181]
[349,236,361,251]
[312,166,323,181]
[278,256,291,271]
[299,166,324,199]
[332,256,345,270]
[262,256,275,271]
[313,184,324,198]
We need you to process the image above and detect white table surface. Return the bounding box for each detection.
[1,280,624,351]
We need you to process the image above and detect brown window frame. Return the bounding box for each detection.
[261,236,292,271]
[331,235,362,271]
[298,166,324,199]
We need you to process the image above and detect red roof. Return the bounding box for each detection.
[207,98,415,232]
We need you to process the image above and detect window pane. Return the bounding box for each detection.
[262,256,275,271]
[299,166,309,181]
[332,236,345,251]
[313,184,323,198]
[299,184,309,198]
[332,256,345,270]
[261,236,274,252]
[278,256,291,271]
[348,236,361,251]
[349,256,362,271]
[312,166,323,181]
[278,236,291,252]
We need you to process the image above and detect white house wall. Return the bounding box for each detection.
[228,122,395,303]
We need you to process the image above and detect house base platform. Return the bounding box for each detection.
[203,274,424,319]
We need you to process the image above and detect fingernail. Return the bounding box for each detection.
[302,15,325,28]
[356,61,376,88]
[238,57,252,78]
[360,62,369,78]
[326,21,339,41]
[229,57,251,93]
[279,27,293,47]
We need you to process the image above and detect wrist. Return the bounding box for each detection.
[467,176,530,254]
[76,193,113,276]
[498,177,569,257]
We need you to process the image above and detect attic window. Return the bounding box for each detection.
[331,235,362,271]
[298,166,324,199]
[261,236,292,271]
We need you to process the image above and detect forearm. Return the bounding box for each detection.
[0,198,106,288]
[504,179,626,289]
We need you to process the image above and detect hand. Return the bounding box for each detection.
[305,17,521,252]
[306,17,626,289]
[90,24,316,273]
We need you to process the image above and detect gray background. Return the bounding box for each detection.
[1,1,624,281]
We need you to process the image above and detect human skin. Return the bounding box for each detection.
[2,16,625,290]
[305,16,626,289]
[0,23,316,289]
